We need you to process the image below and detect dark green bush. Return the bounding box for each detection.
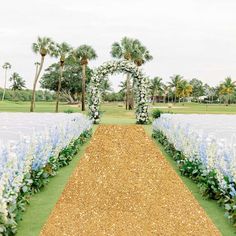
[64,109,74,113]
[152,108,163,119]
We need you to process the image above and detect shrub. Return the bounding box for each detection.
[152,108,163,119]
[152,129,236,225]
[64,108,74,113]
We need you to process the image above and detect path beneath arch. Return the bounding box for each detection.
[40,125,220,236]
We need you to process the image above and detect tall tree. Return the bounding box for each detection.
[40,61,92,104]
[9,72,25,90]
[2,62,11,101]
[189,78,204,102]
[118,80,128,104]
[133,41,153,67]
[204,83,216,103]
[150,77,163,104]
[54,42,72,112]
[101,79,112,100]
[219,77,236,105]
[111,37,153,110]
[132,40,153,108]
[162,84,169,103]
[168,75,183,103]
[30,36,56,112]
[176,80,192,105]
[9,72,26,101]
[74,45,97,111]
[167,86,174,103]
[111,37,135,110]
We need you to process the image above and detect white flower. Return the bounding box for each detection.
[88,60,149,124]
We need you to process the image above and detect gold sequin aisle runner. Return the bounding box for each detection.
[40,125,220,236]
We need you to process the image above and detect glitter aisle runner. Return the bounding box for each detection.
[40,125,220,236]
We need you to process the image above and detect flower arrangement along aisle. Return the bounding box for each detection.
[0,113,92,235]
[153,114,236,225]
[88,60,150,124]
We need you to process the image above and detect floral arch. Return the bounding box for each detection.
[88,60,149,124]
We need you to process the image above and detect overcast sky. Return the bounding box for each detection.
[0,0,236,91]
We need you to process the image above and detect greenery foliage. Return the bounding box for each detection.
[0,88,55,102]
[150,75,236,105]
[63,108,74,113]
[152,130,236,226]
[40,60,92,104]
[151,108,163,119]
[2,130,92,235]
[103,92,124,102]
[9,73,26,91]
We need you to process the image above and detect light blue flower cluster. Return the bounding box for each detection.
[153,114,236,193]
[0,113,92,227]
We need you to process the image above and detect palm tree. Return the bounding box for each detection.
[111,37,135,110]
[54,42,72,112]
[74,45,97,111]
[168,75,183,103]
[133,41,153,67]
[162,84,169,103]
[2,62,11,101]
[30,37,56,112]
[9,72,25,101]
[176,80,192,105]
[9,72,25,90]
[219,77,236,105]
[131,40,153,108]
[111,37,134,60]
[111,38,153,110]
[150,77,163,104]
[34,62,40,80]
[118,80,128,104]
[32,62,40,109]
[101,79,112,100]
[166,86,173,103]
[119,81,127,92]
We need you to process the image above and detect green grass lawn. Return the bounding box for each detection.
[1,100,235,235]
[151,102,236,114]
[0,101,81,113]
[1,100,236,115]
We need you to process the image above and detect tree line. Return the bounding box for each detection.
[149,75,236,105]
[0,88,55,102]
[1,36,235,109]
[1,36,153,111]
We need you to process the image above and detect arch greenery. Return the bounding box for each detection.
[88,60,149,124]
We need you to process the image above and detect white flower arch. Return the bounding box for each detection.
[88,60,149,124]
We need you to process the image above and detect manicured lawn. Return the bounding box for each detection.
[0,101,80,113]
[3,100,235,235]
[1,100,236,115]
[151,102,236,114]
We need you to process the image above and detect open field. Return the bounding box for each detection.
[0,101,81,113]
[151,102,236,114]
[1,101,236,118]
